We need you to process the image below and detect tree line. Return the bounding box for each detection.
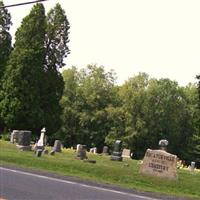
[60,66,200,164]
[0,1,199,164]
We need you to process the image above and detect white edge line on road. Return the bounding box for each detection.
[0,167,161,200]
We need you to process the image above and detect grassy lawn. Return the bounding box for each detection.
[0,140,199,199]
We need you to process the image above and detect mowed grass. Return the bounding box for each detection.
[0,140,199,199]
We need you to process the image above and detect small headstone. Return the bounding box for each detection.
[10,130,19,143]
[16,130,32,151]
[93,147,97,154]
[111,140,122,161]
[36,149,43,157]
[102,146,109,155]
[158,139,168,151]
[43,149,49,154]
[90,148,94,153]
[53,140,62,152]
[50,150,55,156]
[190,161,195,173]
[122,149,131,159]
[76,145,87,160]
[140,149,177,179]
[90,147,97,154]
[76,144,81,152]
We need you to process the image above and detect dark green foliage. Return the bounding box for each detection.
[104,74,199,161]
[0,3,70,137]
[59,65,117,150]
[0,3,46,132]
[0,1,12,132]
[42,3,70,135]
[57,67,80,147]
[197,75,200,107]
[0,1,12,78]
[59,68,199,162]
[45,3,70,70]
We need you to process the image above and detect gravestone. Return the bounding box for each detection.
[50,150,55,155]
[90,147,97,154]
[140,149,177,179]
[16,130,32,151]
[37,127,46,147]
[10,130,19,144]
[111,140,122,161]
[35,127,46,151]
[102,146,109,155]
[93,147,97,154]
[190,161,195,173]
[76,145,87,160]
[42,149,49,154]
[76,144,81,152]
[53,140,62,152]
[36,149,43,157]
[158,139,168,151]
[122,148,131,159]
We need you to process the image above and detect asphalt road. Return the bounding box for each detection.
[0,167,164,200]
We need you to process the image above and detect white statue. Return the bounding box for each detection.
[37,127,46,147]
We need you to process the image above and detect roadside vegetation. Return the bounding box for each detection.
[0,140,199,200]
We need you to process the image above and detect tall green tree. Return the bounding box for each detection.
[110,73,149,157]
[0,0,12,78]
[0,3,46,132]
[197,75,200,108]
[0,1,12,132]
[58,67,80,146]
[42,3,70,135]
[59,65,117,150]
[144,79,194,158]
[77,65,117,150]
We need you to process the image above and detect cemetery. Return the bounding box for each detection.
[0,1,199,199]
[0,136,200,200]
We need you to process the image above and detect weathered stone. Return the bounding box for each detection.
[90,147,97,154]
[158,139,169,151]
[190,161,195,172]
[15,130,31,151]
[36,149,43,157]
[53,140,62,152]
[122,149,131,159]
[17,130,31,146]
[140,149,177,179]
[10,130,19,143]
[50,150,55,155]
[76,144,81,152]
[42,149,49,154]
[76,145,87,160]
[93,147,97,154]
[102,146,109,155]
[111,140,122,161]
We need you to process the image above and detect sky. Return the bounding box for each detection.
[3,0,200,86]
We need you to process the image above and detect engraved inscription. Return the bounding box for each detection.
[140,149,177,179]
